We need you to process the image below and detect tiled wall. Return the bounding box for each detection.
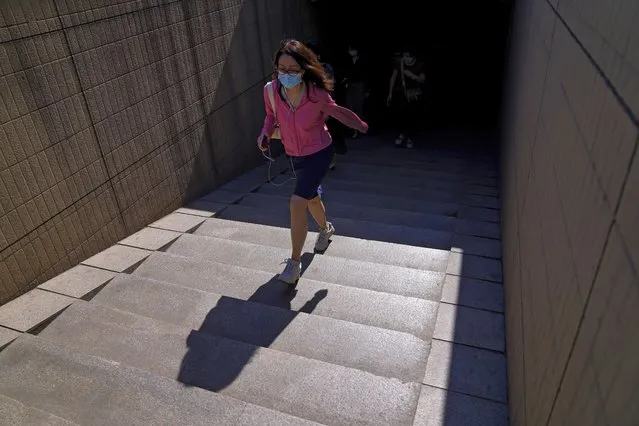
[0,0,316,305]
[501,0,638,424]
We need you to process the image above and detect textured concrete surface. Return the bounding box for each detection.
[441,274,504,313]
[0,334,310,425]
[118,227,183,251]
[414,385,508,426]
[149,213,206,233]
[0,395,78,426]
[133,252,439,339]
[424,339,508,403]
[92,275,430,381]
[39,302,422,425]
[0,0,316,305]
[81,245,151,273]
[37,265,117,299]
[502,0,639,424]
[0,289,75,332]
[0,327,21,350]
[0,139,506,424]
[176,201,228,218]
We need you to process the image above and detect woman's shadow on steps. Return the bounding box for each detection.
[177,257,326,392]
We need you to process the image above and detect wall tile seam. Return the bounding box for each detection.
[56,0,236,28]
[57,0,184,31]
[556,81,638,218]
[611,132,639,216]
[68,13,236,78]
[542,216,619,425]
[120,179,190,221]
[89,56,227,128]
[72,38,233,94]
[517,13,558,227]
[0,167,111,235]
[110,148,204,207]
[506,206,528,424]
[1,178,118,234]
[100,71,269,167]
[79,34,229,102]
[0,15,61,29]
[505,8,559,425]
[56,2,241,51]
[0,123,98,174]
[103,110,210,176]
[49,0,132,236]
[0,175,115,259]
[0,191,120,267]
[0,25,62,44]
[1,215,125,302]
[0,73,83,115]
[544,0,639,126]
[0,13,231,81]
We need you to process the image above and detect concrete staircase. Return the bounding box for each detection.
[0,137,508,425]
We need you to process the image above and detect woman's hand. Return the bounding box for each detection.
[257,134,269,152]
[386,93,393,106]
[359,122,369,134]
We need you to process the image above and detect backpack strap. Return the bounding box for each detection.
[266,81,277,119]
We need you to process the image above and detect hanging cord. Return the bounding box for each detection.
[262,145,297,187]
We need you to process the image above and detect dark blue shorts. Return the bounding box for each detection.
[292,145,334,200]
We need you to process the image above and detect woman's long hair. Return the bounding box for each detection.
[274,39,334,94]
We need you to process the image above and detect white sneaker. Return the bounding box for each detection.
[406,139,414,149]
[315,222,335,252]
[394,134,405,146]
[278,259,301,284]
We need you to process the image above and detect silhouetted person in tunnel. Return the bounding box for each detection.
[387,49,425,149]
[178,278,327,392]
[343,43,369,139]
[257,39,368,285]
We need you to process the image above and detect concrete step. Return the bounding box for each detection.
[39,302,421,425]
[133,251,439,339]
[0,394,78,426]
[253,186,459,217]
[0,334,318,425]
[328,161,485,184]
[257,177,462,204]
[182,223,445,299]
[211,205,500,258]
[238,193,457,232]
[340,147,497,169]
[328,167,468,190]
[187,222,449,275]
[95,275,430,382]
[217,204,453,250]
[336,155,497,179]
[327,165,500,197]
[337,159,499,187]
[93,274,430,382]
[257,176,500,210]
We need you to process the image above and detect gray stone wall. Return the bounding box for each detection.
[501,0,639,424]
[0,0,316,305]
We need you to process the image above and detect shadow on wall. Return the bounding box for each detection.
[181,0,315,204]
[0,0,316,304]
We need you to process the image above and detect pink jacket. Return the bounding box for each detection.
[260,80,368,157]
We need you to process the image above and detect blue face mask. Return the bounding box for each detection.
[278,72,302,88]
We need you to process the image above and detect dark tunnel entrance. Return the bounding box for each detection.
[309,0,514,146]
